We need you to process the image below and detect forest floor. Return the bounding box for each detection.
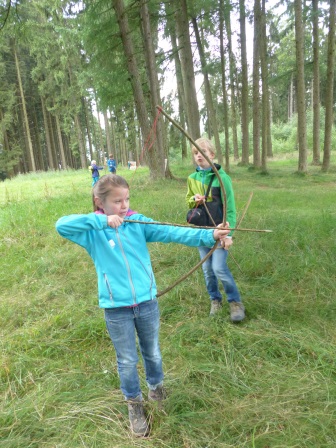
[1,156,335,447]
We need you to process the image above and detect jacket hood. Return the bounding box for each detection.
[196,162,221,173]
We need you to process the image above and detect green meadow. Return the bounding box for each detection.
[0,157,335,448]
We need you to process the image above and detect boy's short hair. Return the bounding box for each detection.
[109,154,114,158]
[191,137,215,155]
[91,160,96,165]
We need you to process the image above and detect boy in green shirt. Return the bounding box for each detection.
[186,138,245,322]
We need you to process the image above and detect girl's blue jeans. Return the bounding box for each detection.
[198,245,241,303]
[104,299,164,400]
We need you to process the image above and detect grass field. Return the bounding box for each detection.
[0,157,335,447]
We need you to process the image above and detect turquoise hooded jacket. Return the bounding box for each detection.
[56,212,216,309]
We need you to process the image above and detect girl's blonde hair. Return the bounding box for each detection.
[191,137,215,155]
[92,174,129,211]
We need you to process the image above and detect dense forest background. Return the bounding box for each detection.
[0,0,335,180]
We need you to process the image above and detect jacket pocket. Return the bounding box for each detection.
[104,273,114,304]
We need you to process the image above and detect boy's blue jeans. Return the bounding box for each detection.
[198,246,241,303]
[104,299,164,400]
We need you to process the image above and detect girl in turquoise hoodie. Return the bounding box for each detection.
[56,174,229,437]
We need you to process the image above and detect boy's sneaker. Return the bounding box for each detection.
[229,302,245,322]
[127,397,149,437]
[148,384,167,402]
[210,300,222,316]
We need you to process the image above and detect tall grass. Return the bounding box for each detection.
[0,159,335,447]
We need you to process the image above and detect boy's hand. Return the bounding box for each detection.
[213,222,231,247]
[107,215,124,228]
[194,194,205,203]
[222,236,233,250]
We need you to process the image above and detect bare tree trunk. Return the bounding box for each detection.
[31,103,44,170]
[224,1,239,161]
[13,40,36,172]
[174,0,200,139]
[192,17,223,165]
[48,112,59,169]
[294,0,308,173]
[166,6,188,159]
[322,0,336,172]
[103,110,112,156]
[112,0,162,179]
[63,135,71,168]
[219,0,231,172]
[252,0,261,168]
[260,0,268,172]
[109,114,117,164]
[312,0,320,165]
[239,0,250,165]
[41,96,55,170]
[289,74,294,120]
[0,109,10,154]
[74,114,87,168]
[267,88,273,157]
[89,100,99,161]
[94,93,106,163]
[82,97,93,161]
[55,114,67,169]
[139,0,168,176]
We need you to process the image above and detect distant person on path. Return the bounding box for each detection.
[89,160,104,186]
[186,137,245,323]
[107,154,117,174]
[56,174,230,437]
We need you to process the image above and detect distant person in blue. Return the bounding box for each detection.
[107,154,117,174]
[89,160,104,186]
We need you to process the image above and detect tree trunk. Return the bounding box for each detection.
[219,0,231,172]
[252,0,261,168]
[41,96,55,170]
[192,17,223,165]
[260,0,268,172]
[13,40,36,172]
[294,0,308,173]
[94,93,106,164]
[166,5,188,159]
[31,103,44,170]
[139,0,168,177]
[267,91,273,158]
[112,0,162,179]
[89,100,99,162]
[49,112,59,170]
[322,0,336,172]
[103,110,112,156]
[174,0,200,139]
[55,114,67,169]
[109,114,117,162]
[289,74,294,120]
[224,1,239,161]
[239,0,250,165]
[74,114,87,168]
[82,97,93,161]
[312,0,320,165]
